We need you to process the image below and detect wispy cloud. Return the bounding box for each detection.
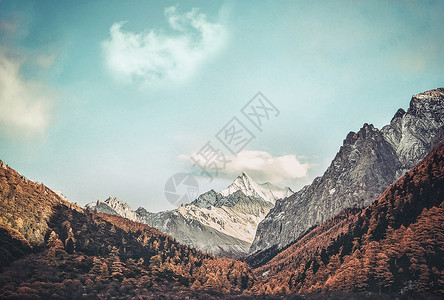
[0,50,54,138]
[102,6,226,85]
[180,150,310,185]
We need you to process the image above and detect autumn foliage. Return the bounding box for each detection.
[0,161,254,298]
[252,143,444,295]
[0,142,443,298]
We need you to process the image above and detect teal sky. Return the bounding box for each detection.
[0,0,443,212]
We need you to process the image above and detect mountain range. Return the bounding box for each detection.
[86,88,444,260]
[86,172,293,257]
[1,88,443,298]
[1,131,442,298]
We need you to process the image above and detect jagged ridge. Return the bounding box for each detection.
[250,88,444,254]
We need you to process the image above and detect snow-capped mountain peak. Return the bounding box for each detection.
[85,196,141,222]
[220,172,293,204]
[85,174,293,257]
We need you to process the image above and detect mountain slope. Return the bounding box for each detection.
[139,188,276,258]
[0,160,256,298]
[250,88,444,254]
[138,173,289,257]
[0,160,81,248]
[137,205,252,257]
[85,196,142,223]
[85,172,289,257]
[252,142,444,295]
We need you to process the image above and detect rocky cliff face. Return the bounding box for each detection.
[252,142,444,295]
[137,189,274,258]
[250,88,444,254]
[136,205,252,258]
[382,88,444,172]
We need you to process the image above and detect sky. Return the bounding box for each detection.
[0,0,443,212]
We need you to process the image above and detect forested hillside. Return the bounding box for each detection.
[252,143,444,295]
[0,161,254,298]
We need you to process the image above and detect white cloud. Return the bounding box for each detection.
[102,6,226,84]
[0,51,54,138]
[180,150,310,185]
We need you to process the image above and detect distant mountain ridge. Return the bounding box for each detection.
[86,196,142,223]
[250,88,444,254]
[85,172,292,257]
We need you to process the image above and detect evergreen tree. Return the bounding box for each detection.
[65,238,74,254]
